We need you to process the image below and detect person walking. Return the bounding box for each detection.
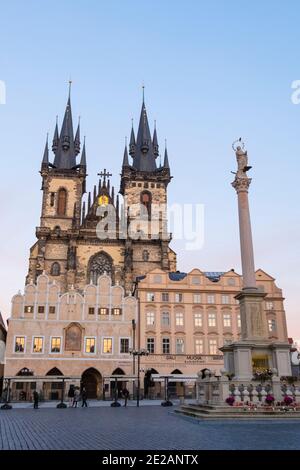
[68,384,75,407]
[81,387,88,407]
[122,387,129,407]
[73,387,80,408]
[33,390,39,409]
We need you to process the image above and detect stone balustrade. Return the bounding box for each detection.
[196,368,300,406]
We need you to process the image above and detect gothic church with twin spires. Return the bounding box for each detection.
[28,89,176,294]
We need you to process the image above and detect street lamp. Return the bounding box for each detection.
[56,378,67,408]
[129,348,149,407]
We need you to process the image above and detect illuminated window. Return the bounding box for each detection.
[147,337,155,354]
[103,338,112,354]
[175,312,184,326]
[33,337,43,353]
[120,338,129,353]
[85,337,96,353]
[209,339,217,355]
[175,293,183,303]
[147,292,155,302]
[49,306,56,314]
[98,308,108,315]
[176,338,184,354]
[88,307,95,315]
[194,312,202,327]
[113,308,121,315]
[222,295,230,305]
[195,338,203,354]
[24,305,34,314]
[223,314,231,327]
[146,312,155,326]
[15,336,25,353]
[268,319,276,332]
[162,338,170,354]
[51,337,61,353]
[57,188,67,216]
[208,313,216,327]
[237,314,241,328]
[266,302,274,311]
[207,295,215,304]
[161,311,170,327]
[161,293,169,302]
[193,294,201,304]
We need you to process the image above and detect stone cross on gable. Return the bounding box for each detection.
[97,169,112,185]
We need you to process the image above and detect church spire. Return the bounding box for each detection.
[153,121,159,158]
[132,94,157,172]
[52,116,59,153]
[122,138,129,167]
[41,134,49,169]
[53,83,77,169]
[80,136,87,168]
[129,120,136,157]
[163,141,170,169]
[74,117,80,155]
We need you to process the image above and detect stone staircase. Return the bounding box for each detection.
[174,403,300,420]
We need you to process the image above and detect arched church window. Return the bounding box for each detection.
[51,262,61,276]
[88,252,113,285]
[57,188,67,216]
[141,191,152,218]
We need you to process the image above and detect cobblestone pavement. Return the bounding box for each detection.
[1,407,300,450]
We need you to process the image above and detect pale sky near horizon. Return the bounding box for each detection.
[0,0,299,339]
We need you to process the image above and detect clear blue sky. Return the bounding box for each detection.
[0,0,299,338]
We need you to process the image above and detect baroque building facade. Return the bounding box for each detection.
[138,267,289,398]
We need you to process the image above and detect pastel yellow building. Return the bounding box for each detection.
[137,268,289,398]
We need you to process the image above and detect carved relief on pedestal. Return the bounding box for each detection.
[250,303,265,338]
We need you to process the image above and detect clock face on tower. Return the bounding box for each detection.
[98,195,109,206]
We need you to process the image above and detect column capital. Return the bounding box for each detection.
[232,176,251,193]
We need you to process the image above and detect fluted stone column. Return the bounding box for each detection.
[231,176,256,289]
[231,145,268,341]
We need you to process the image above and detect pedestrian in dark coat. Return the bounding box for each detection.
[81,387,88,407]
[33,390,39,409]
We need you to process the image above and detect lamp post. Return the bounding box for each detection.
[57,378,67,408]
[129,349,149,407]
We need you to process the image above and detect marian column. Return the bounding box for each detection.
[219,140,291,381]
[232,145,256,289]
[231,141,267,342]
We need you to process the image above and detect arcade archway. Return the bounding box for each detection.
[81,368,102,399]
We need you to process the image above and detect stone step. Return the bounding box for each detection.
[175,406,300,420]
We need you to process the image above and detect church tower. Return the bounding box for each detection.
[27,84,86,288]
[120,94,176,290]
[27,88,176,294]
